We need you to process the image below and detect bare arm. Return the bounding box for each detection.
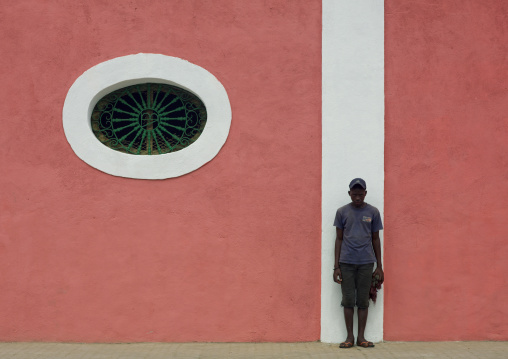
[333,228,343,283]
[372,231,384,281]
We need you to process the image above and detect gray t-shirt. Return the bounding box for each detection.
[333,203,383,264]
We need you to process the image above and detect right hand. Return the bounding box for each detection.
[333,268,342,284]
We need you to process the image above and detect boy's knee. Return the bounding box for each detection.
[341,295,356,308]
[356,298,370,309]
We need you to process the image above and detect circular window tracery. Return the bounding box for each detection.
[91,83,207,155]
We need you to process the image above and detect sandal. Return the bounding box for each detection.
[339,341,353,348]
[357,341,375,348]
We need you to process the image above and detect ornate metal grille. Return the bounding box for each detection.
[91,83,207,155]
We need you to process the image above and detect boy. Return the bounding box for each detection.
[333,178,384,348]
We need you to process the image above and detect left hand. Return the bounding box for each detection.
[373,266,384,283]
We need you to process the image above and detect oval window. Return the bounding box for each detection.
[91,83,207,155]
[63,54,231,179]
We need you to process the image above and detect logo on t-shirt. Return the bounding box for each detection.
[362,216,372,223]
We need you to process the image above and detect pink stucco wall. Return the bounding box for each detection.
[384,0,508,341]
[3,0,506,344]
[0,0,322,342]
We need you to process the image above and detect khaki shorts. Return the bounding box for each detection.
[339,262,374,308]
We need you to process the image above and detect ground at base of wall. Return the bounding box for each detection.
[0,341,506,359]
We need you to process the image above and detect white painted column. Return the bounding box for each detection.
[321,0,384,343]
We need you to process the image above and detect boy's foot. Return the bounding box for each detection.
[339,336,354,349]
[357,341,375,348]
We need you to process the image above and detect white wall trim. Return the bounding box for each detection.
[63,54,231,179]
[321,0,384,343]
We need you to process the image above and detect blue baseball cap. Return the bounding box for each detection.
[349,178,366,189]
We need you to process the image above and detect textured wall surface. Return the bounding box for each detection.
[2,0,506,344]
[0,0,322,342]
[384,0,508,340]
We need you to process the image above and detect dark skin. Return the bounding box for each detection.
[333,187,384,347]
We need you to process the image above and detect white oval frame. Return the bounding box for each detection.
[63,54,231,179]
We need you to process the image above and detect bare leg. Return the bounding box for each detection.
[343,307,355,344]
[357,307,370,345]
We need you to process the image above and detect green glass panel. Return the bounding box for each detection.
[91,83,207,155]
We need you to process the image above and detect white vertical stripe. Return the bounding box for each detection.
[321,0,384,343]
